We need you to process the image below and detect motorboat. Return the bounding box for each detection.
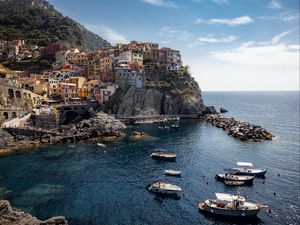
[147,181,182,195]
[150,152,176,161]
[224,180,246,186]
[231,162,267,177]
[164,169,182,177]
[199,193,268,217]
[97,143,106,147]
[216,171,254,185]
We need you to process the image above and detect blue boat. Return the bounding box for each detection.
[230,162,267,178]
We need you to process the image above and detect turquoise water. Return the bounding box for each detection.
[0,91,299,225]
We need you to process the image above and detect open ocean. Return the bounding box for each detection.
[0,91,299,225]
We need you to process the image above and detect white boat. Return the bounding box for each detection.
[231,162,267,177]
[97,143,106,147]
[224,180,246,186]
[216,173,254,184]
[199,193,268,217]
[150,152,176,161]
[164,169,182,177]
[147,181,182,195]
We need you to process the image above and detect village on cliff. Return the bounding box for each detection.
[0,39,184,122]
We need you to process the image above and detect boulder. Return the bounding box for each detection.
[0,200,68,225]
[201,106,217,116]
[220,107,229,113]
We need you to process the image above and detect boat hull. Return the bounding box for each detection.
[151,154,176,162]
[234,169,267,178]
[199,202,261,217]
[216,174,254,184]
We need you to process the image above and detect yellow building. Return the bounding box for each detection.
[86,80,100,100]
[66,77,87,89]
[132,51,143,66]
[33,80,49,97]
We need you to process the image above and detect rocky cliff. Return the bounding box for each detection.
[0,200,68,225]
[108,67,205,117]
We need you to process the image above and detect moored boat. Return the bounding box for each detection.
[216,172,254,185]
[164,169,181,177]
[150,152,176,161]
[199,193,268,217]
[232,162,267,177]
[224,180,246,186]
[147,181,182,195]
[97,143,106,147]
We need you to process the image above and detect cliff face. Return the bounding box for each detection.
[108,68,205,117]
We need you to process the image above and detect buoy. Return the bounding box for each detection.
[278,173,280,176]
[263,181,265,184]
[273,192,277,196]
[206,182,209,185]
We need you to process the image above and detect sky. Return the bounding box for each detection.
[48,0,299,91]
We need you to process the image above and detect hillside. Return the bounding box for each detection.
[0,0,111,50]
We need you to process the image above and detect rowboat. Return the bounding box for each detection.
[231,162,267,177]
[164,169,181,177]
[199,193,268,217]
[147,181,182,195]
[97,143,106,147]
[150,152,176,161]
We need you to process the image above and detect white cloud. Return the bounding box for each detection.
[141,0,178,8]
[159,26,192,41]
[211,43,299,66]
[267,0,282,9]
[189,35,237,46]
[86,25,128,44]
[271,30,292,44]
[258,12,299,22]
[195,16,254,26]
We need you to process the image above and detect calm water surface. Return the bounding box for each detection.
[0,91,299,225]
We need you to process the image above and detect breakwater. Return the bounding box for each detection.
[201,114,274,142]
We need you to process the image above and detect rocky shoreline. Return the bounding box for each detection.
[201,114,274,142]
[0,112,126,155]
[0,200,68,225]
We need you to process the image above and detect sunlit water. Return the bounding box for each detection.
[0,91,299,225]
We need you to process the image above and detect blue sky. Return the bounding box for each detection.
[48,0,299,91]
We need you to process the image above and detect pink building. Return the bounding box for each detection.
[57,83,78,103]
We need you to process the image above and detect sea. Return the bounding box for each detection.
[0,91,299,225]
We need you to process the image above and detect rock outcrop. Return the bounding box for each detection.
[108,66,205,117]
[0,200,68,225]
[220,107,229,113]
[201,114,274,142]
[0,129,15,148]
[0,112,126,154]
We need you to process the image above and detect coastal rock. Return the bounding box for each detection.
[200,106,217,116]
[220,107,229,113]
[108,85,204,117]
[201,114,274,142]
[0,129,15,148]
[0,200,68,225]
[129,131,147,140]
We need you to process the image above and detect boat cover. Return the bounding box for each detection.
[237,162,253,167]
[215,193,240,202]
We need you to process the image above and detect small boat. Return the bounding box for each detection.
[150,152,176,161]
[224,180,246,186]
[147,181,182,195]
[216,172,254,184]
[171,124,180,129]
[199,193,268,217]
[231,162,267,177]
[97,143,106,147]
[164,169,181,177]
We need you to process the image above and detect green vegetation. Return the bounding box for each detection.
[0,0,111,50]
